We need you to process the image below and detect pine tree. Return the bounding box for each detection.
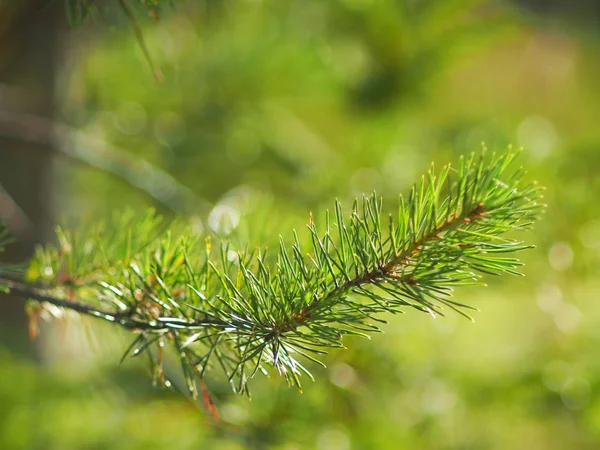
[0,150,543,403]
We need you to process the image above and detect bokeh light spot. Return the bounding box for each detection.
[579,220,600,249]
[208,204,240,235]
[420,380,457,416]
[350,167,382,195]
[561,377,591,410]
[317,428,350,450]
[548,242,573,271]
[553,302,581,334]
[154,112,186,146]
[329,363,357,389]
[517,115,558,160]
[115,102,147,135]
[536,284,563,313]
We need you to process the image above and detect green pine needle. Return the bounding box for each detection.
[3,149,544,397]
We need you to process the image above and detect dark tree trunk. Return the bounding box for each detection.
[0,0,61,355]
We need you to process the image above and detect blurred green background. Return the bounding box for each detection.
[1,0,599,448]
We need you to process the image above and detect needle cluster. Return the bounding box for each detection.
[1,150,543,398]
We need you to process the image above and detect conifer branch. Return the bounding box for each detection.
[0,150,544,398]
[0,276,114,319]
[0,110,210,215]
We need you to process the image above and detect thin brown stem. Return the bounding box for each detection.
[117,0,164,82]
[277,202,486,333]
[1,276,117,319]
[0,276,227,331]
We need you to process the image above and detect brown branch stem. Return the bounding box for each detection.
[278,202,486,333]
[1,276,118,319]
[117,0,164,82]
[0,276,227,331]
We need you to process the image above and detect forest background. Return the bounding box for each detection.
[0,1,599,449]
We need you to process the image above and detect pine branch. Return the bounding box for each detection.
[0,110,211,215]
[116,0,164,82]
[63,0,171,81]
[1,150,544,398]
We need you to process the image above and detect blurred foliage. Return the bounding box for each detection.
[58,0,517,216]
[2,0,600,448]
[63,0,174,28]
